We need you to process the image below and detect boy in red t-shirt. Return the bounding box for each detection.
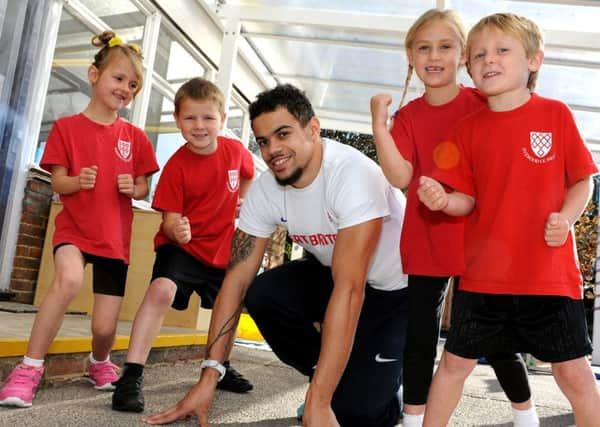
[417,13,600,426]
[112,78,254,413]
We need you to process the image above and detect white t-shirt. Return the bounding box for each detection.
[239,138,407,291]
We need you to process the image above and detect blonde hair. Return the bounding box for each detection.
[466,13,544,91]
[174,77,225,115]
[91,31,145,95]
[398,9,467,108]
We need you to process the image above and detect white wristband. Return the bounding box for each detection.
[200,359,226,382]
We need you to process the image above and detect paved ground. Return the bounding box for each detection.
[0,344,582,427]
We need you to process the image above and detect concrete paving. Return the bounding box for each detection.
[0,344,583,427]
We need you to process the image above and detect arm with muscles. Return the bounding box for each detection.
[545,176,593,247]
[143,229,268,427]
[118,174,150,200]
[236,176,253,219]
[370,94,413,189]
[303,218,383,427]
[50,165,98,194]
[162,212,191,245]
[417,175,474,216]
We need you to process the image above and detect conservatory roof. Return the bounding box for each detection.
[206,0,600,155]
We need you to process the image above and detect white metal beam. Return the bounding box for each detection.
[218,4,415,34]
[217,17,242,122]
[274,73,421,94]
[131,11,161,127]
[511,0,600,6]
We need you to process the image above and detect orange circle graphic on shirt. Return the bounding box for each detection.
[433,141,460,170]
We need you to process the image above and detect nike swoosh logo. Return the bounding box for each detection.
[375,353,398,363]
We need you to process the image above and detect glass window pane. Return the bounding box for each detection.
[145,86,183,201]
[154,25,206,87]
[78,0,145,39]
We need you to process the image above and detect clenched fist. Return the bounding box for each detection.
[79,165,98,190]
[544,212,569,247]
[417,176,449,211]
[370,94,393,129]
[117,174,135,197]
[173,216,191,244]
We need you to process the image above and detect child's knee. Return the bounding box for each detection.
[552,358,597,396]
[440,352,476,378]
[91,321,117,340]
[52,271,84,298]
[147,278,177,307]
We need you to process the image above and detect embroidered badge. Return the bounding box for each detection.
[115,139,132,161]
[530,131,552,158]
[227,169,239,192]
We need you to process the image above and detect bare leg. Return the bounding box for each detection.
[91,293,123,361]
[423,351,477,427]
[125,278,177,364]
[552,357,600,427]
[26,245,85,359]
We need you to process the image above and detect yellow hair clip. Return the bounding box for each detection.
[128,43,142,55]
[108,36,123,48]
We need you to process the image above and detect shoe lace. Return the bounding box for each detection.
[8,366,40,386]
[224,366,246,381]
[91,361,118,380]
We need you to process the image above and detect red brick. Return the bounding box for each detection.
[12,290,34,304]
[9,279,35,291]
[29,246,42,258]
[11,267,38,281]
[13,256,40,270]
[15,245,29,257]
[19,223,45,239]
[17,234,43,247]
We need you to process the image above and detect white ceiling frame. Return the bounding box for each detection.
[274,73,421,93]
[241,31,404,51]
[511,0,600,6]
[218,4,415,34]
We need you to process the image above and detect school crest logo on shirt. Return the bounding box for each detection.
[227,169,239,192]
[530,132,552,158]
[115,139,132,161]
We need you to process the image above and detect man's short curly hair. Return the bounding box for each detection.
[249,84,315,127]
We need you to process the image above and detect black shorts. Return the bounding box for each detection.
[53,243,128,297]
[151,244,225,310]
[446,290,593,363]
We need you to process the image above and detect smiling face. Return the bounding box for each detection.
[407,18,466,91]
[467,26,543,110]
[88,50,140,113]
[252,107,322,188]
[174,98,225,155]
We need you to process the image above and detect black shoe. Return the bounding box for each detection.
[216,361,253,393]
[112,374,144,412]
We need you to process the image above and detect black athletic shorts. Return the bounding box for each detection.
[446,290,593,363]
[151,244,225,310]
[53,243,128,297]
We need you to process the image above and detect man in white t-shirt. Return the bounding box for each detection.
[144,84,409,427]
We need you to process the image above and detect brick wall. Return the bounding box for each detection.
[10,169,53,303]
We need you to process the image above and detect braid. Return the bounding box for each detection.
[398,65,413,110]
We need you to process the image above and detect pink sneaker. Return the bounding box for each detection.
[0,363,44,407]
[87,360,119,391]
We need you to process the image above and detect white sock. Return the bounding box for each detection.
[22,356,44,368]
[402,413,424,427]
[89,353,109,364]
[512,406,539,427]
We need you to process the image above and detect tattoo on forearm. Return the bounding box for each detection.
[204,294,247,359]
[228,229,256,269]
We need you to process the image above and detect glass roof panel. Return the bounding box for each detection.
[210,0,600,145]
[450,0,600,32]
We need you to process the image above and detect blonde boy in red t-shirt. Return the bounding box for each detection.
[417,13,600,427]
[112,78,254,413]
